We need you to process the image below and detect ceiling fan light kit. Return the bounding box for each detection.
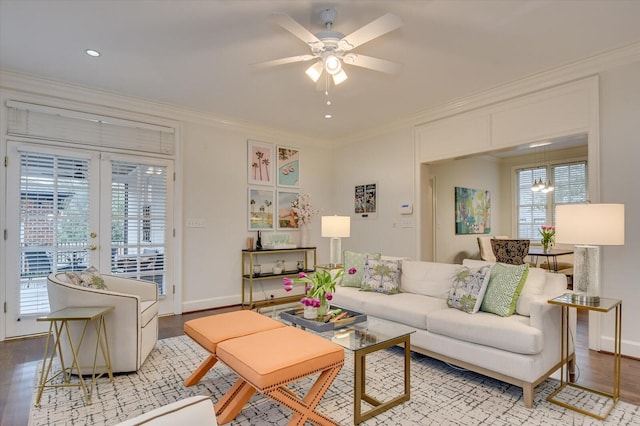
[258,8,403,90]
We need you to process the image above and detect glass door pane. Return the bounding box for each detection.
[105,156,173,314]
[5,142,99,337]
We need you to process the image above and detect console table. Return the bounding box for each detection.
[547,294,621,420]
[35,306,115,406]
[241,247,316,309]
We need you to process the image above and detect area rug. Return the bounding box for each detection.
[29,335,640,425]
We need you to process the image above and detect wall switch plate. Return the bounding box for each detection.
[186,218,205,228]
[401,218,414,228]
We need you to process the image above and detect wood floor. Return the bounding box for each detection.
[1,307,638,425]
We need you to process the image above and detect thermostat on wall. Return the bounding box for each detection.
[400,203,413,215]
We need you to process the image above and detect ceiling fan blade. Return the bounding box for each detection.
[254,55,315,68]
[344,54,402,74]
[340,13,403,50]
[271,13,322,46]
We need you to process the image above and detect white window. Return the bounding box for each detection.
[516,161,587,240]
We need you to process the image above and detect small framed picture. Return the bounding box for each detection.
[248,187,275,230]
[354,182,378,219]
[248,140,275,186]
[277,190,299,229]
[277,145,300,188]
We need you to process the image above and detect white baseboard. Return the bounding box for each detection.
[600,335,640,359]
[181,295,241,313]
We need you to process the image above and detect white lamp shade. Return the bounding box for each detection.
[555,204,624,245]
[321,215,350,238]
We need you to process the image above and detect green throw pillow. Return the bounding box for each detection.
[341,251,381,287]
[480,263,529,317]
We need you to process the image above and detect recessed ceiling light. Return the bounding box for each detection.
[85,49,101,57]
[324,114,332,119]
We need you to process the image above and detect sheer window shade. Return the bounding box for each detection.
[7,101,175,155]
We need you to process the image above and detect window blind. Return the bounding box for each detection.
[6,100,175,155]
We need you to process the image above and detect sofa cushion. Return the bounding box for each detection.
[516,267,546,316]
[341,251,380,287]
[332,286,387,313]
[427,308,543,355]
[361,257,401,294]
[64,266,108,290]
[364,293,448,329]
[446,265,492,313]
[400,260,461,300]
[481,263,529,317]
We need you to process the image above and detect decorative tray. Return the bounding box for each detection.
[279,306,367,332]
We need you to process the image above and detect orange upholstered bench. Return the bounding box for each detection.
[183,310,285,387]
[214,326,344,426]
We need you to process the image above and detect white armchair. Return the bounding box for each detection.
[47,272,159,373]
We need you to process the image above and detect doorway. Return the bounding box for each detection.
[5,142,174,338]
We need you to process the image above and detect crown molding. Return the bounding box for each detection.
[335,42,640,146]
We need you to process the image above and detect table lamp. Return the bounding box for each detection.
[321,215,350,267]
[555,203,625,305]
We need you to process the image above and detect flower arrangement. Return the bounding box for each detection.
[539,225,555,252]
[283,267,356,318]
[290,193,318,226]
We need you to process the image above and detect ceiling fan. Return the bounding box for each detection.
[256,8,403,87]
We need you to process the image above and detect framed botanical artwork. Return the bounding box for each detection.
[455,187,491,234]
[277,190,299,229]
[248,187,275,230]
[248,140,275,186]
[354,182,377,219]
[276,145,300,188]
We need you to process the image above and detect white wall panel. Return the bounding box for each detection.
[416,114,490,163]
[491,85,591,147]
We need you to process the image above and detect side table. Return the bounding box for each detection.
[35,306,115,406]
[547,294,621,420]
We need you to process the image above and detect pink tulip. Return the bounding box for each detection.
[283,277,293,286]
[348,267,357,275]
[326,292,333,301]
[305,284,312,292]
[312,299,321,308]
[298,272,307,278]
[284,283,293,292]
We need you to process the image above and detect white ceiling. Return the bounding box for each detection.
[1,0,640,141]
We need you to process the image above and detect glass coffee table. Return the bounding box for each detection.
[275,307,415,424]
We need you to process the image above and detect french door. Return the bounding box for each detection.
[5,142,174,338]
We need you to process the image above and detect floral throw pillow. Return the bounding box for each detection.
[361,257,401,294]
[447,265,492,313]
[65,266,108,290]
[341,251,381,287]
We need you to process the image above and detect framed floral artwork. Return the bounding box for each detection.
[248,187,275,230]
[277,190,299,229]
[248,140,275,186]
[455,187,491,234]
[276,145,300,188]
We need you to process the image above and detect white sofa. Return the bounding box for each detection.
[47,272,159,373]
[332,258,574,408]
[116,396,217,426]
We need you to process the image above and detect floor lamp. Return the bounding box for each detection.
[555,204,625,305]
[321,215,350,267]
